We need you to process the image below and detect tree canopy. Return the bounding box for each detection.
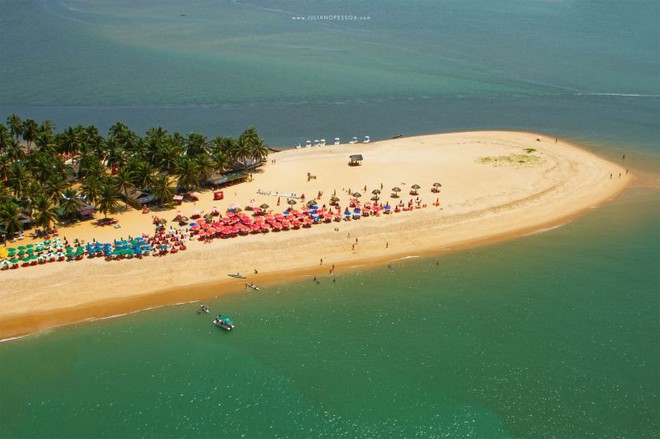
[0,115,268,239]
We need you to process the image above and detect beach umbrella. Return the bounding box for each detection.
[391,187,401,193]
[306,200,317,208]
[353,192,362,198]
[260,203,270,209]
[287,199,297,206]
[371,189,381,195]
[411,184,421,190]
[433,182,442,188]
[344,209,351,216]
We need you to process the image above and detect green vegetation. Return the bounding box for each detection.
[0,113,268,241]
[476,149,543,167]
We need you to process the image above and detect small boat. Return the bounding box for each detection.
[197,304,210,314]
[349,136,358,144]
[363,135,371,144]
[245,282,260,291]
[228,273,246,279]
[213,315,235,331]
[334,137,340,145]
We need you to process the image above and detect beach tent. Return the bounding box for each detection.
[349,154,363,166]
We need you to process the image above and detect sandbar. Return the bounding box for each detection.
[0,131,631,340]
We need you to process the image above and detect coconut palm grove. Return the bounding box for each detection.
[0,113,269,242]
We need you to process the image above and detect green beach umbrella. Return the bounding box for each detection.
[9,258,18,264]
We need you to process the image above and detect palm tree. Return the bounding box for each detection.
[59,188,83,222]
[6,162,29,200]
[0,154,10,182]
[7,114,22,141]
[185,132,208,158]
[239,127,267,165]
[0,124,9,152]
[34,131,54,152]
[96,181,120,219]
[155,141,181,174]
[211,149,229,175]
[77,154,105,180]
[22,180,44,220]
[0,201,23,242]
[104,136,127,170]
[45,174,69,203]
[221,136,241,167]
[195,154,215,186]
[113,167,135,201]
[81,174,104,206]
[134,161,155,191]
[151,174,174,206]
[32,196,59,230]
[22,119,38,153]
[175,156,200,192]
[5,138,23,161]
[39,119,55,136]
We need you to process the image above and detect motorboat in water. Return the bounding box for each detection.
[197,304,210,314]
[245,282,260,291]
[213,315,235,331]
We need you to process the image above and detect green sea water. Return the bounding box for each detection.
[1,0,659,437]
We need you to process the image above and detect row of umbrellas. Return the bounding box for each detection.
[1,231,189,270]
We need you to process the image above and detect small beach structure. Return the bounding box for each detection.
[349,154,363,166]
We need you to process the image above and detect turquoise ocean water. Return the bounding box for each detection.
[1,1,659,437]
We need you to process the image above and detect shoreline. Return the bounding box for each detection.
[0,131,632,340]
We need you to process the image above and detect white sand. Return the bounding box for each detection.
[0,131,631,338]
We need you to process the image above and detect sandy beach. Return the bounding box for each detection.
[0,131,631,339]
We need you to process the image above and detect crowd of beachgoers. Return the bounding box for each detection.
[1,194,440,271]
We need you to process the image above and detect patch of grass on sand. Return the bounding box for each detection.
[477,150,543,167]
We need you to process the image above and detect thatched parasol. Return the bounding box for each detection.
[260,203,270,209]
[411,184,421,190]
[353,192,362,198]
[287,199,297,205]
